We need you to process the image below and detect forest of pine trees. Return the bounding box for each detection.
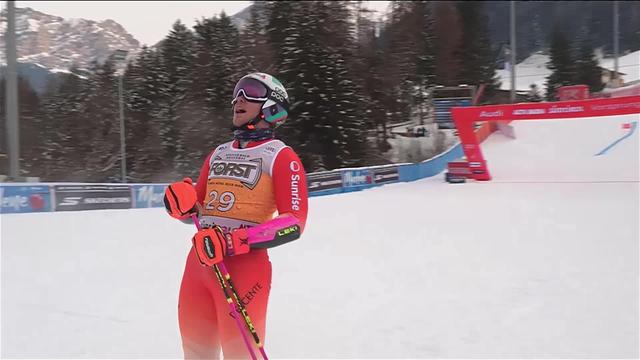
[545,25,604,100]
[0,0,612,182]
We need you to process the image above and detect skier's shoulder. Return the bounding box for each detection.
[269,140,303,170]
[205,140,234,167]
[212,140,235,155]
[264,138,289,152]
[265,139,302,161]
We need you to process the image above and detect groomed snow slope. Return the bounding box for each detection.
[1,114,638,358]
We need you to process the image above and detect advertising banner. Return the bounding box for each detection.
[53,185,132,211]
[341,169,374,189]
[0,185,52,214]
[447,162,471,176]
[452,95,640,123]
[307,171,343,193]
[558,85,589,101]
[132,184,167,209]
[372,166,399,184]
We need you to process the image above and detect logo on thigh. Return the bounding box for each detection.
[228,282,264,319]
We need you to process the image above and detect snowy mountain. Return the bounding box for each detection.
[0,7,140,71]
[0,62,62,94]
[229,4,254,30]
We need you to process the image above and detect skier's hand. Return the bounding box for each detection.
[192,226,250,267]
[192,227,226,266]
[164,178,198,220]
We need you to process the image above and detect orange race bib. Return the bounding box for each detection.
[199,140,288,233]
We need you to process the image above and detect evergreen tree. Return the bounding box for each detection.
[377,1,437,127]
[381,1,416,122]
[81,58,122,182]
[0,76,41,177]
[162,21,196,101]
[193,15,227,109]
[265,1,368,171]
[528,13,544,53]
[265,1,318,167]
[316,1,368,169]
[122,46,167,182]
[433,1,463,86]
[456,1,500,94]
[265,1,299,68]
[352,4,390,152]
[36,69,88,180]
[573,30,603,93]
[545,25,575,100]
[368,36,391,153]
[411,1,436,124]
[414,1,436,85]
[192,12,239,150]
[161,21,197,175]
[239,2,274,73]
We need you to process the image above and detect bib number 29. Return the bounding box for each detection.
[205,191,236,212]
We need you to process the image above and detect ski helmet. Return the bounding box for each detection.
[231,72,290,129]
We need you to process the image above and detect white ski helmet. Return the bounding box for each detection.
[231,72,290,129]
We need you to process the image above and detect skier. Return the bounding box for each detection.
[163,72,309,359]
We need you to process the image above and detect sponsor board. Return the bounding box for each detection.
[479,110,504,118]
[307,171,343,193]
[342,169,374,188]
[447,162,471,176]
[53,185,132,211]
[372,166,399,184]
[557,85,589,101]
[133,184,168,208]
[0,185,52,214]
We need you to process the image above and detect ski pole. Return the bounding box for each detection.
[214,262,269,360]
[191,214,258,360]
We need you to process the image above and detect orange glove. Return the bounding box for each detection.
[192,226,251,267]
[192,227,227,266]
[164,178,198,220]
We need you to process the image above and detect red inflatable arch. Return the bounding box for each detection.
[450,95,640,181]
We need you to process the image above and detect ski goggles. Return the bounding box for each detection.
[231,78,269,104]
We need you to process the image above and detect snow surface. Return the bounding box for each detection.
[64,18,84,28]
[384,127,459,164]
[26,18,40,32]
[1,114,639,358]
[484,114,639,182]
[497,52,552,92]
[497,50,640,92]
[600,50,640,87]
[49,68,72,74]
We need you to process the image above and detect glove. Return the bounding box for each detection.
[164,178,198,220]
[192,226,251,267]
